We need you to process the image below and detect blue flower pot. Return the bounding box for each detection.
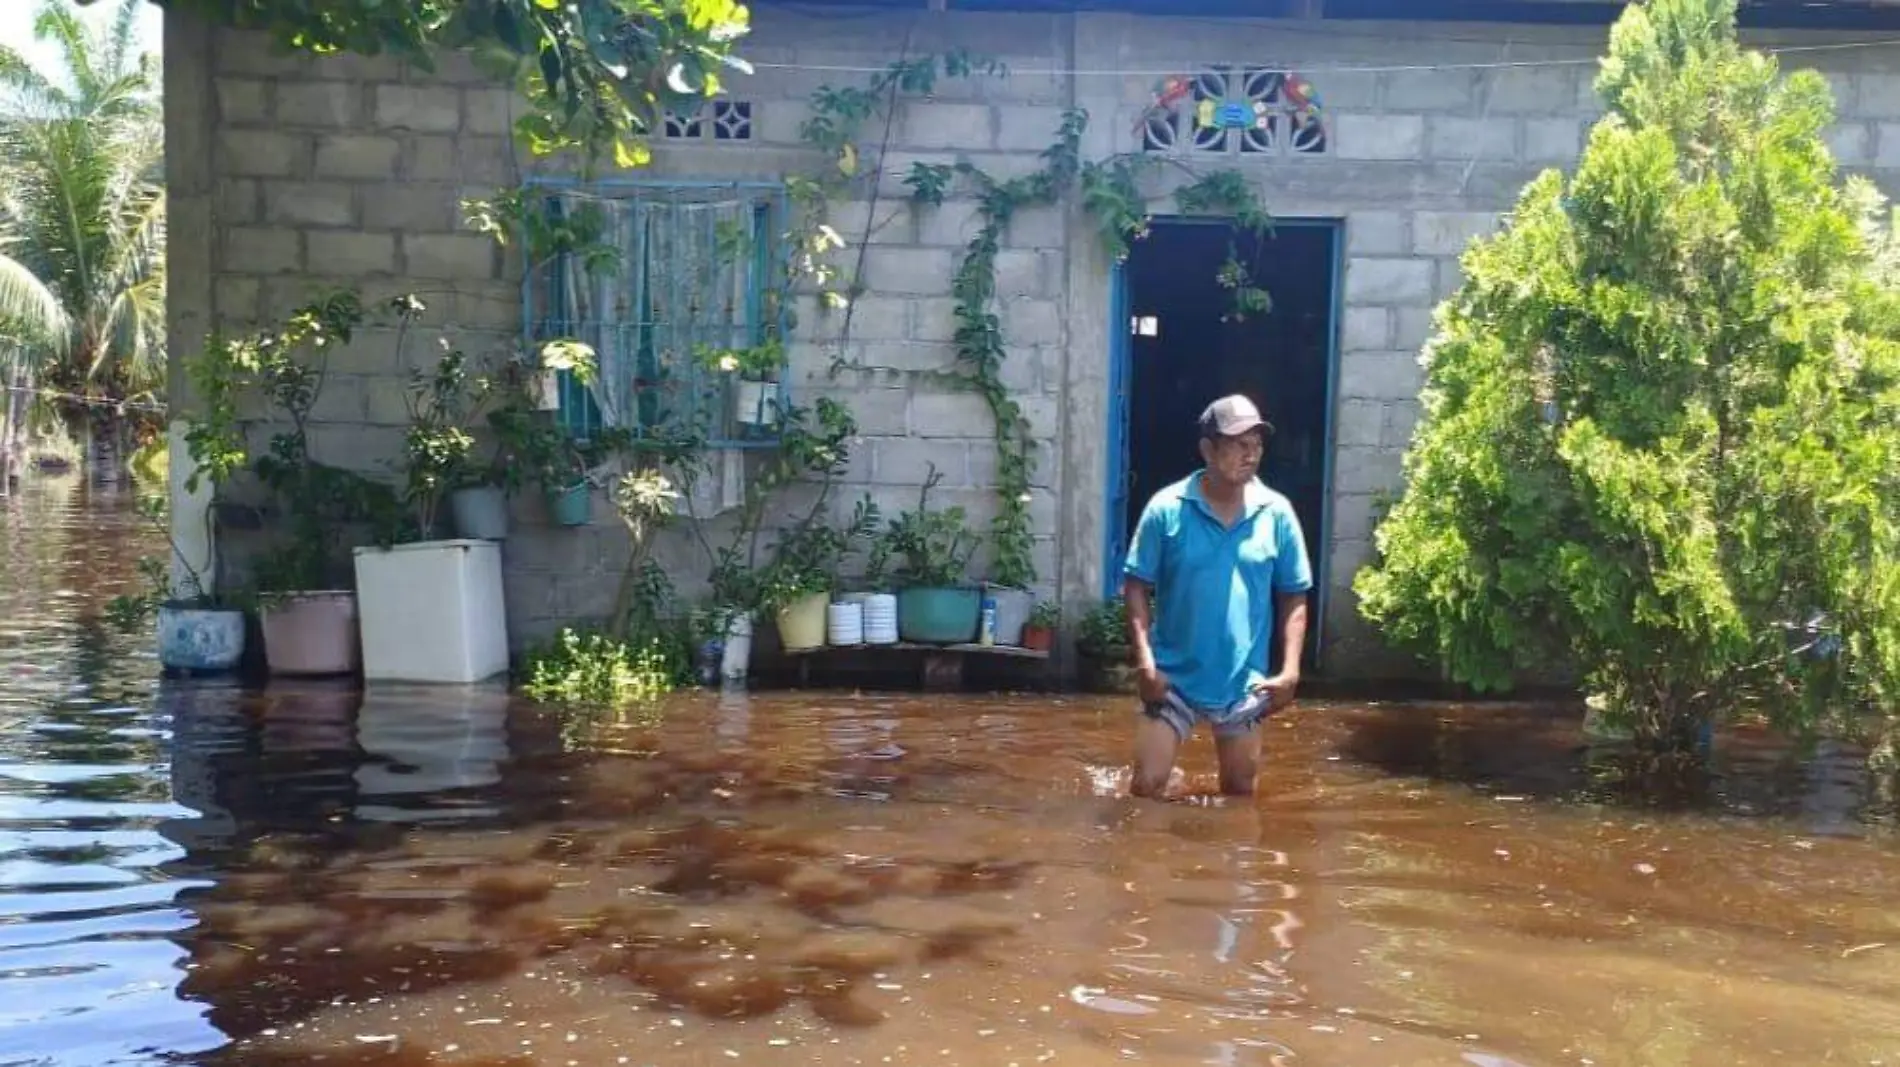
[547,482,592,526]
[157,605,246,672]
[896,586,981,645]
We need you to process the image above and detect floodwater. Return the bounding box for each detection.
[5,485,1900,1067]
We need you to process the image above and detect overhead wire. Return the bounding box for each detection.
[735,34,1900,78]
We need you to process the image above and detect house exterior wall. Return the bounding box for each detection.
[163,5,1900,678]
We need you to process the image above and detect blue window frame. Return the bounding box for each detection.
[520,178,790,449]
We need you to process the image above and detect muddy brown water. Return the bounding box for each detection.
[5,484,1900,1066]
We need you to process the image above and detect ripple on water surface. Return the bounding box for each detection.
[6,484,1900,1066]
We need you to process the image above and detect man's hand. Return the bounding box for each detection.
[1135,664,1171,704]
[1256,671,1300,712]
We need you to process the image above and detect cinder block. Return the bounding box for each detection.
[463,88,518,136]
[1003,204,1064,251]
[1412,211,1499,257]
[1523,118,1583,162]
[1333,114,1423,160]
[911,297,960,342]
[1385,69,1480,112]
[817,384,910,436]
[1383,401,1421,449]
[1394,307,1437,353]
[862,247,958,296]
[1335,399,1385,448]
[374,84,462,132]
[1347,211,1407,256]
[1329,492,1380,544]
[315,134,401,179]
[996,106,1069,152]
[406,135,458,180]
[1484,67,1577,114]
[837,295,911,340]
[215,78,270,124]
[218,179,259,225]
[224,227,302,273]
[1334,446,1405,496]
[455,137,514,183]
[310,374,369,423]
[264,181,357,227]
[899,102,996,150]
[1428,117,1517,161]
[402,234,496,280]
[1338,350,1425,402]
[910,390,992,438]
[1874,122,1900,168]
[309,231,398,275]
[325,327,406,376]
[1858,74,1900,119]
[993,249,1054,298]
[876,436,971,486]
[275,82,360,128]
[1346,257,1434,305]
[218,130,307,177]
[213,275,261,321]
[1001,298,1063,347]
[361,183,461,233]
[915,200,985,248]
[1341,306,1391,352]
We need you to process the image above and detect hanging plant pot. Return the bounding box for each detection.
[733,379,780,428]
[546,481,591,526]
[534,370,561,411]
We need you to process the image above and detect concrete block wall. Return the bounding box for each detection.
[165,4,1900,673]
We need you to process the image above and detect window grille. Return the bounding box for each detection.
[521,179,790,449]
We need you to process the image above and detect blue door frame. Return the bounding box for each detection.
[1100,216,1345,666]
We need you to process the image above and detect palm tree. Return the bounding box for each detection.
[0,243,69,487]
[0,0,165,482]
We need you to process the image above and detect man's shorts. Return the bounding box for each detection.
[1141,686,1274,743]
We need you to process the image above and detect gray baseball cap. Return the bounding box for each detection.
[1198,394,1272,438]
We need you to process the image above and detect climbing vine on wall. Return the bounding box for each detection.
[796,58,1276,590]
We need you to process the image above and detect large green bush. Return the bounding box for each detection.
[1355,0,1900,750]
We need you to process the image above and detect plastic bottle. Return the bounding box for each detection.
[978,594,998,646]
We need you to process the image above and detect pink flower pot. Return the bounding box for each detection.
[259,590,361,676]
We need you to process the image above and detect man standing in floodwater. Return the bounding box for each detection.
[1122,394,1314,798]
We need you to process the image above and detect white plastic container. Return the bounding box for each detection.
[352,539,510,684]
[827,600,864,646]
[862,592,899,645]
[721,613,753,683]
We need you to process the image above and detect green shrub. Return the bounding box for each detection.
[1355,0,1900,750]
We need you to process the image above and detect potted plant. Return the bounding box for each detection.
[106,494,248,673]
[698,338,784,438]
[1075,596,1134,694]
[352,295,513,685]
[1021,601,1060,653]
[197,289,400,677]
[679,396,864,675]
[882,466,982,645]
[761,494,879,651]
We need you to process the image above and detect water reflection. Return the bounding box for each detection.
[5,485,1900,1065]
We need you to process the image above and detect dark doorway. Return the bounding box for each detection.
[1110,218,1339,671]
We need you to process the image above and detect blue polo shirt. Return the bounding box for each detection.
[1122,473,1313,711]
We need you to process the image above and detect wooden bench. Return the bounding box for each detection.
[781,641,1050,691]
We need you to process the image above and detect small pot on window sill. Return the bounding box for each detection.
[733,377,780,429]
